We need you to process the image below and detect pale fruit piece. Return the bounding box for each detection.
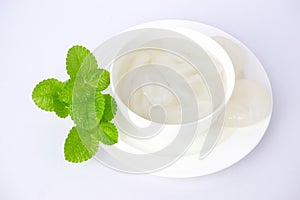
[115,51,152,80]
[128,88,152,120]
[112,48,225,124]
[142,85,174,106]
[212,36,245,79]
[225,79,271,127]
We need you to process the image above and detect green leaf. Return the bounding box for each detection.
[71,52,101,103]
[59,79,74,106]
[101,94,117,122]
[66,45,97,80]
[32,78,64,111]
[97,69,110,91]
[64,127,99,163]
[75,53,99,86]
[95,93,105,122]
[53,98,69,118]
[70,53,102,129]
[71,91,105,130]
[71,93,98,130]
[98,122,118,145]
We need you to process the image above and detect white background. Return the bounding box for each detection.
[1,0,299,199]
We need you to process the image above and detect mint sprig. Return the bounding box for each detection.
[32,45,118,163]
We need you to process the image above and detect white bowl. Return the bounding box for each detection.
[93,23,235,156]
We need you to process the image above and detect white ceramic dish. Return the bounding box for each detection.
[93,20,273,177]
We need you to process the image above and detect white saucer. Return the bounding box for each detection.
[115,20,273,178]
[94,20,273,178]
